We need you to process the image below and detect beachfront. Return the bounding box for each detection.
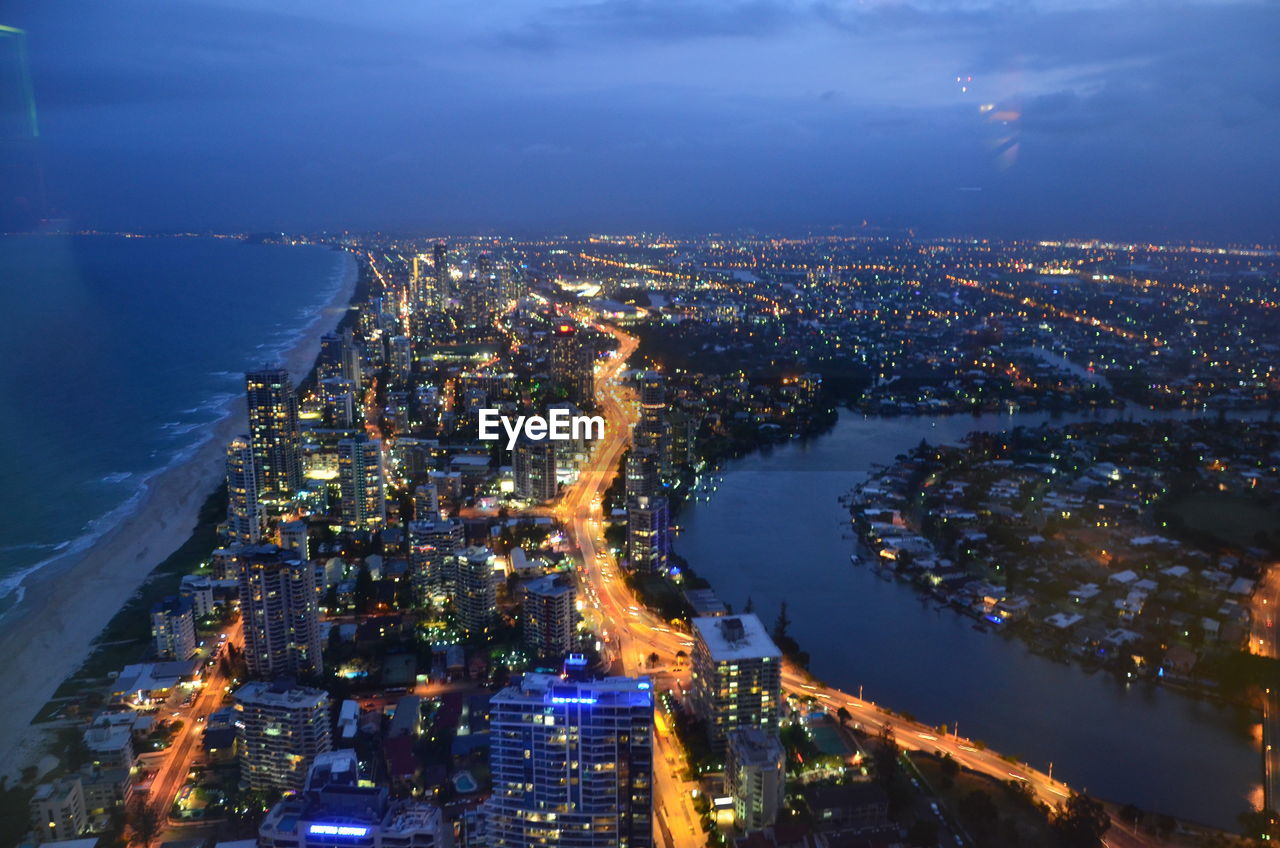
[0,250,358,779]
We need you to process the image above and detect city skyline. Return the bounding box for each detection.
[1,1,1279,845]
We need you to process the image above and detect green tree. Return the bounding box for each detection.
[1050,793,1110,848]
[127,798,161,847]
[1239,807,1279,841]
[906,819,939,847]
[772,601,791,645]
[354,563,374,613]
[958,789,999,842]
[873,724,899,784]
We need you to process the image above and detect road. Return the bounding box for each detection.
[548,325,704,848]
[556,319,1169,848]
[145,619,241,837]
[1251,565,1280,816]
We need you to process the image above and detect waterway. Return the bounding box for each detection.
[676,408,1259,830]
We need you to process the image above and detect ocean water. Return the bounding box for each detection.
[0,234,351,608]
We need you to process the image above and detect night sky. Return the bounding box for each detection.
[5,0,1280,240]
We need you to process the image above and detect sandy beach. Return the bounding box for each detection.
[0,248,358,778]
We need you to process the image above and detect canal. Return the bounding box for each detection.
[675,408,1258,830]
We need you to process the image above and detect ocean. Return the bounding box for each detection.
[0,234,352,610]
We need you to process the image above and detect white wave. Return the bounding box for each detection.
[0,477,152,602]
[100,471,133,484]
[160,421,204,437]
[0,250,358,613]
[0,542,62,555]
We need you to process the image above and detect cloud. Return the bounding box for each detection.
[2,0,1277,239]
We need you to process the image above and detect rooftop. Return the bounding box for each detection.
[498,673,653,708]
[727,726,784,767]
[234,680,329,710]
[693,613,781,662]
[523,574,574,598]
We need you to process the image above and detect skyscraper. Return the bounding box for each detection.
[690,614,782,752]
[513,437,558,502]
[487,674,653,848]
[549,324,595,407]
[237,546,324,679]
[626,495,670,574]
[410,254,433,312]
[388,335,412,383]
[235,680,332,792]
[317,333,344,381]
[633,371,671,476]
[451,546,497,640]
[246,368,302,495]
[337,436,385,532]
[433,241,449,309]
[225,434,263,545]
[408,518,463,605]
[521,574,577,659]
[637,370,666,425]
[339,329,363,386]
[624,448,661,501]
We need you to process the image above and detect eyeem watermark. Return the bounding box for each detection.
[478,408,605,450]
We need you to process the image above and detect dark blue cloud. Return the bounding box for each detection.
[3,0,1278,240]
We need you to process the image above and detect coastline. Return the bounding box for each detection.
[0,247,359,778]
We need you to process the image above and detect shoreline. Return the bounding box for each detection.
[0,247,359,778]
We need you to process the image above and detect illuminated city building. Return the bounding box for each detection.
[450,546,497,640]
[549,324,595,407]
[319,376,357,428]
[725,727,785,832]
[408,518,463,604]
[258,750,452,848]
[279,519,312,562]
[626,495,670,575]
[150,594,196,660]
[433,241,449,310]
[413,481,440,523]
[520,574,577,659]
[29,777,87,842]
[238,545,324,679]
[235,680,332,792]
[246,367,302,495]
[388,335,412,384]
[337,435,386,532]
[624,448,660,501]
[513,437,557,502]
[487,674,653,848]
[690,614,782,752]
[226,434,264,545]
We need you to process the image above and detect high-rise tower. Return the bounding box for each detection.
[433,241,449,309]
[337,436,385,532]
[487,674,653,848]
[245,368,302,495]
[225,434,263,545]
[237,545,323,679]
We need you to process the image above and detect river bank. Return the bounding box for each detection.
[0,247,359,779]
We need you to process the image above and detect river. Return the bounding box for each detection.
[675,408,1259,831]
